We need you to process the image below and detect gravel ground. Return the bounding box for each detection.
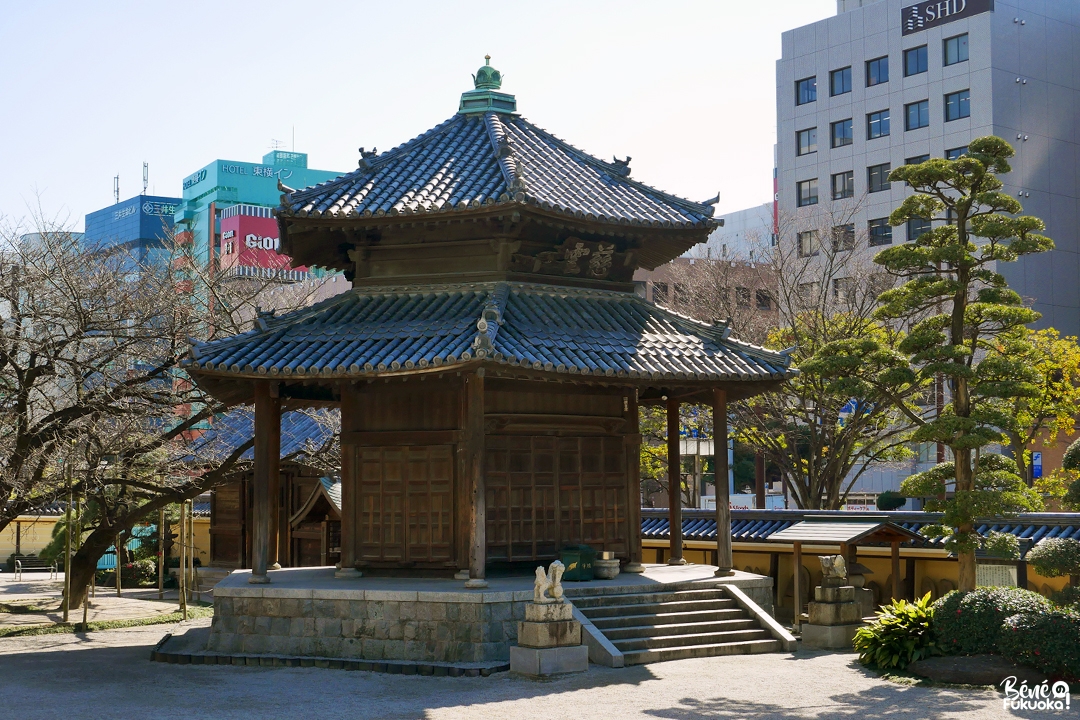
[0,626,1061,720]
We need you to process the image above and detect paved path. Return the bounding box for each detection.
[0,625,1057,720]
[0,574,186,628]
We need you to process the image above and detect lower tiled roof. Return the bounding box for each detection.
[186,282,792,384]
[642,509,1080,554]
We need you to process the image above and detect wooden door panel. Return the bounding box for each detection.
[356,445,453,565]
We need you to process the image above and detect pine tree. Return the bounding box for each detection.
[873,136,1046,591]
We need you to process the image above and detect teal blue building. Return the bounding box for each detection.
[174,150,343,268]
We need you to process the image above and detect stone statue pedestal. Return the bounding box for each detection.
[801,585,864,649]
[510,601,588,677]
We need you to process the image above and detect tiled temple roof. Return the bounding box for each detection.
[279,112,716,230]
[186,282,792,383]
[187,407,337,462]
[642,509,1080,555]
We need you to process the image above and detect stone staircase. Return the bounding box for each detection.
[572,583,789,665]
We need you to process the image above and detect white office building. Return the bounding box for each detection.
[777,0,1080,334]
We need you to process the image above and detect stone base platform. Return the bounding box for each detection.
[205,564,774,665]
[800,622,862,649]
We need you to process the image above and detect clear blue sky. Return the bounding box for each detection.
[0,0,835,230]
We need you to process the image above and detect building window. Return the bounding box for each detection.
[831,66,852,96]
[907,217,932,241]
[797,230,819,257]
[868,163,891,193]
[796,127,818,156]
[866,56,889,87]
[833,277,855,303]
[868,218,893,246]
[798,281,821,305]
[945,89,970,121]
[735,286,751,308]
[832,224,856,252]
[755,289,773,311]
[944,33,968,66]
[869,273,894,296]
[797,179,818,207]
[905,100,929,130]
[831,171,854,200]
[796,76,817,105]
[906,154,930,165]
[652,282,668,304]
[831,119,854,148]
[867,109,890,139]
[904,45,928,76]
[945,146,969,160]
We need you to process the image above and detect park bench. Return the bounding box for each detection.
[8,555,58,580]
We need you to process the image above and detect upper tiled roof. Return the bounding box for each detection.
[279,112,716,230]
[186,282,792,385]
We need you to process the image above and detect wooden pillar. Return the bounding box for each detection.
[465,370,488,588]
[891,541,901,602]
[666,396,684,565]
[268,391,282,571]
[793,541,803,631]
[336,386,361,578]
[905,557,916,601]
[624,389,645,572]
[713,388,733,576]
[250,380,278,584]
[754,450,766,509]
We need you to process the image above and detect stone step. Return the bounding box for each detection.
[570,588,732,609]
[580,597,737,619]
[613,628,773,652]
[601,618,759,641]
[589,607,747,630]
[622,638,781,665]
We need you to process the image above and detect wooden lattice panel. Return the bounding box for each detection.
[356,445,454,565]
[486,435,628,562]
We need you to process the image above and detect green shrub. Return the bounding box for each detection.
[1062,436,1080,471]
[876,491,907,511]
[1051,585,1080,610]
[998,610,1080,681]
[853,592,938,669]
[933,587,1052,655]
[1026,538,1080,584]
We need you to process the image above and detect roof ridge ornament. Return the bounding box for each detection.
[459,56,517,115]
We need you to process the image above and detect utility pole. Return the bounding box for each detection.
[77,492,87,630]
[62,465,72,623]
[115,532,122,597]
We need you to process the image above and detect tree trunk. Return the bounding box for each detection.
[65,526,118,610]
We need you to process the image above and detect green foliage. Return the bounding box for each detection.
[853,592,939,669]
[932,587,1052,655]
[1063,437,1080,471]
[982,531,1020,560]
[876,490,907,511]
[998,610,1080,681]
[1067,478,1080,512]
[1051,585,1080,610]
[901,455,1042,553]
[1026,538,1080,581]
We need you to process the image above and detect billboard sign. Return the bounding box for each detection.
[219,213,305,272]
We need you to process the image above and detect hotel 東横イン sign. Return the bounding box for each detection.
[903,0,993,36]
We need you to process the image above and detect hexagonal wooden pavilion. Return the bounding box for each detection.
[186,59,795,588]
